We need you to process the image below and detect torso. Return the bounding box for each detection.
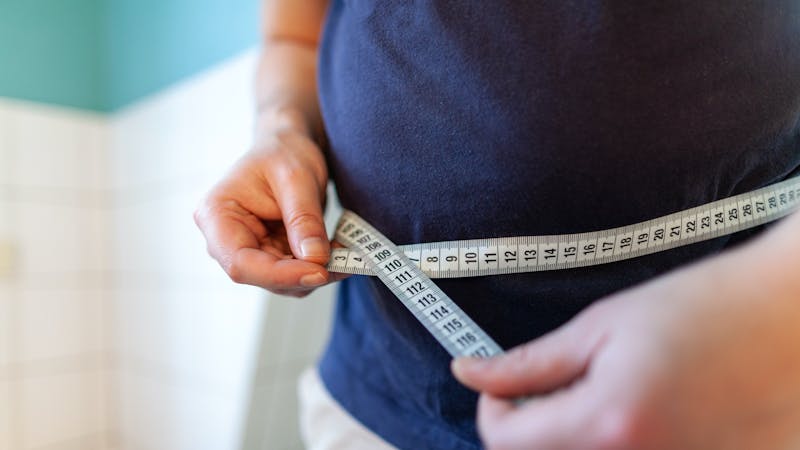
[317,2,800,448]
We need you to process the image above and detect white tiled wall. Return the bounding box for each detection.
[1,47,336,450]
[19,369,107,449]
[107,48,335,450]
[0,99,112,450]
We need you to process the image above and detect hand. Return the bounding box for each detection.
[194,123,343,297]
[453,239,800,450]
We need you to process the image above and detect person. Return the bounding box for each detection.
[194,1,800,449]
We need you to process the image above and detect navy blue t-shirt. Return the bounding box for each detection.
[316,2,800,449]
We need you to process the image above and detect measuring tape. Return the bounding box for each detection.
[330,177,800,358]
[334,211,504,358]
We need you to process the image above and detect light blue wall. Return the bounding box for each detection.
[0,0,106,111]
[0,0,260,112]
[104,0,260,111]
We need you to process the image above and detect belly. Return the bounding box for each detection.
[319,0,800,245]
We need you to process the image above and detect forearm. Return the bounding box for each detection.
[708,209,800,446]
[736,210,800,297]
[255,0,328,142]
[255,43,322,140]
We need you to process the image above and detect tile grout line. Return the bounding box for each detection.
[1,107,117,450]
[0,52,287,449]
[0,105,11,450]
[24,430,107,450]
[0,351,114,380]
[6,110,23,450]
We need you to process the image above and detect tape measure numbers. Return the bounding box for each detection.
[330,177,800,357]
[334,211,504,358]
[331,178,800,277]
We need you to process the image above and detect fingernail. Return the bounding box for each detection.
[300,272,326,287]
[300,237,327,258]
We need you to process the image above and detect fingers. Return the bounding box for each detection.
[477,385,595,450]
[195,132,336,293]
[235,249,348,296]
[270,165,330,265]
[452,314,606,397]
[232,247,330,289]
[195,199,331,290]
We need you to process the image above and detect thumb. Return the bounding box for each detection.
[272,170,330,265]
[452,314,606,397]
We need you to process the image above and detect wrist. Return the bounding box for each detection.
[254,105,314,142]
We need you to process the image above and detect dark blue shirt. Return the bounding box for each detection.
[317,2,800,449]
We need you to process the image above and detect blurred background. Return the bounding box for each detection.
[0,1,337,449]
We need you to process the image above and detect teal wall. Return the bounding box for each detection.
[104,0,260,110]
[0,0,260,112]
[0,0,105,111]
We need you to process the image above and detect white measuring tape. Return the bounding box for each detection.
[333,212,505,358]
[330,177,800,358]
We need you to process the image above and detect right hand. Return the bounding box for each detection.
[194,125,342,297]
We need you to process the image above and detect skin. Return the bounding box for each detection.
[453,210,800,450]
[194,0,336,298]
[195,0,800,447]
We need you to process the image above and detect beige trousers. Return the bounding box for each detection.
[298,368,398,450]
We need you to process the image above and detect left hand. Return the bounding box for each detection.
[453,234,800,450]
